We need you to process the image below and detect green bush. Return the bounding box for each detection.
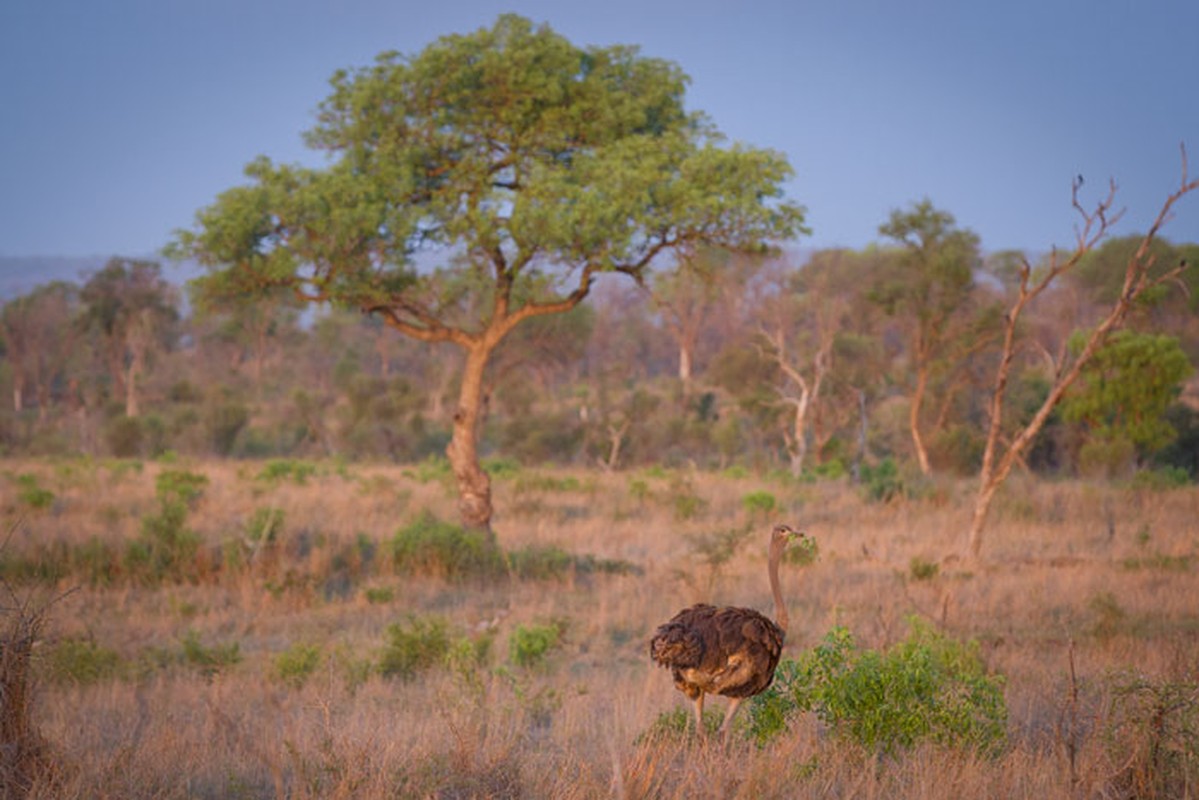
[389,512,505,581]
[379,615,451,680]
[741,490,777,516]
[505,544,639,581]
[256,459,318,485]
[273,643,322,688]
[508,621,565,669]
[126,469,209,583]
[180,629,242,676]
[14,474,55,511]
[41,638,124,685]
[749,619,1007,754]
[909,557,940,581]
[859,457,905,503]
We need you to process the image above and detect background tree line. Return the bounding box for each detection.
[2,223,1196,483]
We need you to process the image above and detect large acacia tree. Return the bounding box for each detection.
[170,15,804,533]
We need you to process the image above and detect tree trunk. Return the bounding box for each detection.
[910,364,931,475]
[446,344,494,538]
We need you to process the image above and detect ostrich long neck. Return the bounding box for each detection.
[769,545,788,633]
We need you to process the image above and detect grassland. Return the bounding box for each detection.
[3,457,1198,798]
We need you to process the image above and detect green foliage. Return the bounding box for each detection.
[508,620,565,669]
[1130,466,1192,491]
[784,533,820,567]
[506,544,639,580]
[246,506,285,544]
[859,457,906,503]
[388,512,505,581]
[363,586,395,604]
[749,620,1007,754]
[740,490,777,516]
[378,615,451,680]
[1062,331,1193,453]
[273,643,322,688]
[909,557,940,581]
[41,638,124,685]
[637,707,722,743]
[126,469,209,583]
[180,629,242,676]
[13,474,54,511]
[256,459,318,485]
[104,416,144,458]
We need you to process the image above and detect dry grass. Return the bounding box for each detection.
[2,458,1198,798]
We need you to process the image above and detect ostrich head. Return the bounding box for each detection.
[768,523,805,632]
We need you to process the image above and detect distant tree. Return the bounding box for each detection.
[756,260,840,476]
[0,282,79,420]
[646,246,766,390]
[873,200,983,475]
[170,15,804,533]
[966,155,1199,562]
[1060,330,1193,458]
[78,259,179,417]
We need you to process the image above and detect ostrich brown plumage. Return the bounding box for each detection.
[650,523,804,743]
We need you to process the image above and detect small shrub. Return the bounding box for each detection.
[246,506,285,545]
[273,643,322,688]
[389,512,505,581]
[741,491,777,516]
[1130,466,1191,491]
[363,586,395,604]
[379,615,451,680]
[126,469,209,583]
[909,557,940,581]
[256,459,318,485]
[508,621,565,669]
[14,474,54,511]
[637,707,722,744]
[749,619,1007,753]
[180,629,241,676]
[859,457,905,503]
[41,638,123,685]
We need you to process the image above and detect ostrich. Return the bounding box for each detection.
[649,523,805,743]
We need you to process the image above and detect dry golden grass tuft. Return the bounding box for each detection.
[2,458,1197,797]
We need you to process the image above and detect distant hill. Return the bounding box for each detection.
[0,256,202,300]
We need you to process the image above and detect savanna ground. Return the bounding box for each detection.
[2,457,1198,798]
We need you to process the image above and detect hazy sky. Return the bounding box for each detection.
[1,0,1197,261]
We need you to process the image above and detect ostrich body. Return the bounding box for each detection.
[650,524,804,742]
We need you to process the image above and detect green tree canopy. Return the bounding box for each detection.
[1061,330,1194,453]
[170,14,806,530]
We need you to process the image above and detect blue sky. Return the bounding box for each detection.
[1,0,1197,261]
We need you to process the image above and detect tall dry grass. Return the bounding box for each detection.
[1,458,1197,798]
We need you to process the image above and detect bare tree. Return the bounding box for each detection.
[965,147,1198,562]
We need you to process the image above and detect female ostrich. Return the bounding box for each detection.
[650,523,804,743]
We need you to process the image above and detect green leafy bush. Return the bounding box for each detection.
[388,512,505,581]
[273,643,322,688]
[909,557,940,581]
[379,615,451,680]
[14,474,55,511]
[508,621,565,669]
[859,457,905,503]
[180,629,242,676]
[256,459,318,485]
[41,638,124,685]
[749,619,1007,754]
[506,544,639,580]
[126,469,209,583]
[741,490,777,516]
